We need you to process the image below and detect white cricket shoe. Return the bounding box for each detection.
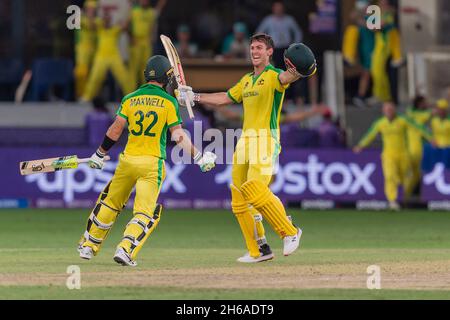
[78,246,93,260]
[389,201,401,211]
[237,252,274,263]
[113,247,137,267]
[283,228,302,256]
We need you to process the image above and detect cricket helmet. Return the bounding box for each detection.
[284,43,317,77]
[144,55,174,86]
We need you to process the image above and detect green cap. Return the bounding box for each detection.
[144,55,173,85]
[284,43,317,77]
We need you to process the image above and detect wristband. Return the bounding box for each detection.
[193,93,201,102]
[100,135,117,152]
[96,149,106,158]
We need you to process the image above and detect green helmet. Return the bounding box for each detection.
[284,43,317,77]
[144,55,174,85]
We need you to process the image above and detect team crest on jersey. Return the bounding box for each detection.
[257,79,265,86]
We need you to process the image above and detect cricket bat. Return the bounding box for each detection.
[19,155,111,176]
[160,34,195,120]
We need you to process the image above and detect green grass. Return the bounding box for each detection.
[0,209,450,299]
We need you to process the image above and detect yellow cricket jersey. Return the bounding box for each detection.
[95,20,122,57]
[131,6,156,42]
[116,84,182,159]
[431,116,450,148]
[358,115,433,155]
[405,109,432,152]
[76,16,96,48]
[227,64,289,140]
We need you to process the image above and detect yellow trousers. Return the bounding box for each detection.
[231,136,297,258]
[82,54,133,101]
[381,152,413,202]
[74,44,95,98]
[80,153,165,259]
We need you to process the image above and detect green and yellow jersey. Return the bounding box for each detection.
[130,6,156,44]
[431,116,450,148]
[405,109,432,154]
[227,64,289,140]
[116,84,182,159]
[95,19,122,57]
[358,115,433,155]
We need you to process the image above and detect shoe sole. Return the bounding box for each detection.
[283,229,302,256]
[113,254,137,267]
[237,253,274,263]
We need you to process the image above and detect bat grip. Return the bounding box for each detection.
[184,96,195,120]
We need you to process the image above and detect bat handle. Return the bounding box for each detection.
[184,96,195,120]
[78,155,111,164]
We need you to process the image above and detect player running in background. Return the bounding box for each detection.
[176,33,317,263]
[78,56,216,266]
[354,102,433,210]
[81,11,133,102]
[128,0,167,88]
[405,96,432,195]
[74,1,97,99]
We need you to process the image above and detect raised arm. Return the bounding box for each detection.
[154,0,168,15]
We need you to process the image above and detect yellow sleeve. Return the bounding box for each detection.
[116,99,129,120]
[274,70,290,92]
[401,116,433,142]
[167,99,183,128]
[358,119,381,148]
[227,77,244,104]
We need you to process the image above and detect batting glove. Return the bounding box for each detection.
[89,149,106,170]
[175,85,195,107]
[194,151,217,172]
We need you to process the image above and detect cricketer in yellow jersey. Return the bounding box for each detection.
[81,13,133,102]
[74,1,97,98]
[431,99,450,148]
[176,34,317,263]
[405,96,432,194]
[78,55,216,266]
[128,0,167,88]
[354,102,433,211]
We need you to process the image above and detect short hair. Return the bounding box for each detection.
[250,33,274,50]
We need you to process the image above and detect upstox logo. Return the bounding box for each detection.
[216,155,377,196]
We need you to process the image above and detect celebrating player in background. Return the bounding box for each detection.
[128,0,167,88]
[176,33,317,263]
[81,12,132,102]
[405,96,431,195]
[74,1,97,99]
[78,56,216,266]
[354,102,433,211]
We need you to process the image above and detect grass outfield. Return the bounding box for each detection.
[0,209,450,299]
